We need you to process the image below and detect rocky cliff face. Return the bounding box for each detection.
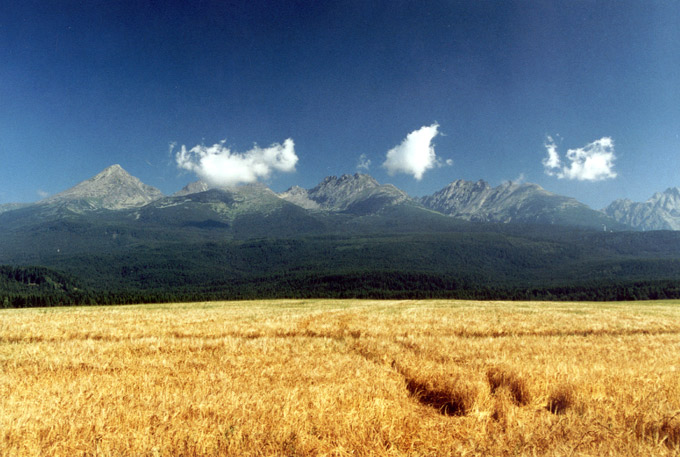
[605,188,680,231]
[40,165,163,211]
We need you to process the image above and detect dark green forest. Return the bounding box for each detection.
[3,228,680,307]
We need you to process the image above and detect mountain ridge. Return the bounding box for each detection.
[605,187,680,231]
[421,179,625,230]
[0,164,666,231]
[279,173,412,215]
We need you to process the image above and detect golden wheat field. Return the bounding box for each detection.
[1,299,680,456]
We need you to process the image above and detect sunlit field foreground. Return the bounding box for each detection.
[2,300,680,456]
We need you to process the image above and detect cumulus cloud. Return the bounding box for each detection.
[543,136,562,170]
[382,123,440,180]
[543,136,617,181]
[356,154,371,171]
[175,138,298,187]
[37,189,49,198]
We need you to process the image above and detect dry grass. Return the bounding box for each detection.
[486,366,531,406]
[1,299,680,456]
[546,382,576,415]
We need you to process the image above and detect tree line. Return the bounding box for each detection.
[3,266,680,308]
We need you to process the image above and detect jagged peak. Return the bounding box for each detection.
[605,187,680,230]
[649,191,663,201]
[318,173,378,185]
[311,173,380,192]
[615,187,680,205]
[440,179,548,195]
[445,178,490,188]
[421,176,619,228]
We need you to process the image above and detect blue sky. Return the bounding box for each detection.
[1,1,678,208]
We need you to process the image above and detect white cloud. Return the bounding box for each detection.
[382,123,440,180]
[37,189,49,198]
[175,138,298,187]
[356,154,371,171]
[543,136,617,181]
[542,136,562,170]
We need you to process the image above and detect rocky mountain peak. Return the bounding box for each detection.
[315,173,379,189]
[174,181,212,197]
[422,178,619,229]
[279,173,409,213]
[606,187,680,230]
[41,165,164,211]
[98,163,125,176]
[650,188,680,210]
[662,187,680,196]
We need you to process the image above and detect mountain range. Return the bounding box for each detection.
[605,188,680,231]
[5,164,676,231]
[420,179,625,229]
[2,164,680,305]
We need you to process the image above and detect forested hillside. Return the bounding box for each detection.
[0,266,93,307]
[4,226,680,307]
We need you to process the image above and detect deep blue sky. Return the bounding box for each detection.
[1,1,678,208]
